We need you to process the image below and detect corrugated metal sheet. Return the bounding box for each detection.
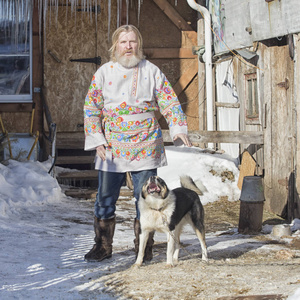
[211,0,300,55]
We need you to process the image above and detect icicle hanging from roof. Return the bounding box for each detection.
[137,0,141,27]
[0,0,33,52]
[1,0,146,50]
[117,0,129,28]
[117,0,120,28]
[108,0,111,39]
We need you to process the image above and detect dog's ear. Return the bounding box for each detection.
[141,183,147,199]
[161,185,169,199]
[156,177,169,199]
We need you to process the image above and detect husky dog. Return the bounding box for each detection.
[135,175,208,266]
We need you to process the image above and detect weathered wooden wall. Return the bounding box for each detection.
[229,41,295,217]
[294,33,300,220]
[213,0,300,55]
[42,0,200,135]
[260,43,294,216]
[231,52,264,173]
[43,1,117,133]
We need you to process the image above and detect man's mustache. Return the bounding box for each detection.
[121,50,134,55]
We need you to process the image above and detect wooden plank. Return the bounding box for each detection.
[56,156,94,165]
[0,103,33,112]
[58,170,98,179]
[295,34,300,193]
[173,59,198,96]
[162,130,264,144]
[265,45,293,215]
[187,130,264,144]
[153,0,194,31]
[64,186,133,199]
[237,151,257,190]
[55,140,85,149]
[55,130,263,150]
[53,131,86,149]
[260,44,272,210]
[65,188,98,199]
[215,102,240,108]
[182,31,198,46]
[144,48,196,59]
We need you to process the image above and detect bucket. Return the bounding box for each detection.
[272,224,292,238]
[238,176,265,234]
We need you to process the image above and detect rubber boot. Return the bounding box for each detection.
[84,216,116,262]
[134,218,155,261]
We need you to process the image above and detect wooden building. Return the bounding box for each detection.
[208,0,300,220]
[0,0,299,220]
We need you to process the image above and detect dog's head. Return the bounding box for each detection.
[141,176,169,199]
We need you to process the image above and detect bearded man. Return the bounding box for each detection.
[83,25,191,262]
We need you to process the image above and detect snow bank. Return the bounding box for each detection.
[159,146,241,205]
[0,159,64,218]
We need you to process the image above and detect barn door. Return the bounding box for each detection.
[127,0,200,131]
[43,5,100,133]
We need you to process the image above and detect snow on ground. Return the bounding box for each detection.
[0,146,299,299]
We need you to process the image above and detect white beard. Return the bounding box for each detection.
[116,51,143,68]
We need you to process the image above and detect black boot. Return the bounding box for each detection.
[85,216,116,262]
[134,218,155,261]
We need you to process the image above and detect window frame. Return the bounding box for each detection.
[245,72,260,125]
[0,14,32,103]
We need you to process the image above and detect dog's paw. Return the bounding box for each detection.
[132,263,142,269]
[202,253,208,262]
[165,263,175,268]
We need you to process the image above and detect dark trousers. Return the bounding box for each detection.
[94,169,157,219]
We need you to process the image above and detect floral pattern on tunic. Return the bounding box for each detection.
[102,111,164,161]
[84,75,104,136]
[83,60,188,171]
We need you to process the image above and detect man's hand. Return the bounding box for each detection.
[173,133,192,147]
[96,144,108,161]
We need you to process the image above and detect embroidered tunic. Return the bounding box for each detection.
[84,59,188,172]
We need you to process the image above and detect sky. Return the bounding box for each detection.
[0,145,299,299]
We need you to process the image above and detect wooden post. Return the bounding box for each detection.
[295,34,300,195]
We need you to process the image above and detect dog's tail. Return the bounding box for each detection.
[180,175,207,196]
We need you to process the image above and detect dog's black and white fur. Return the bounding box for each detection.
[135,175,208,266]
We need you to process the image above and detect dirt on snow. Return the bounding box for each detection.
[97,197,300,300]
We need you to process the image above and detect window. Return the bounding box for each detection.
[0,1,32,103]
[245,73,259,124]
